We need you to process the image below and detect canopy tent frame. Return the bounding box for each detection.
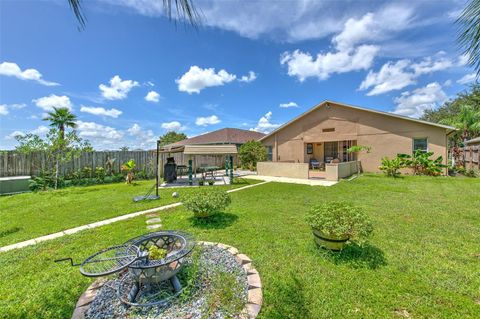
[156,144,238,186]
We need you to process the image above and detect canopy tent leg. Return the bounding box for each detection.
[188,158,193,186]
[229,155,234,184]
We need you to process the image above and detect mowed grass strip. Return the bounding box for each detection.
[0,178,259,246]
[0,175,479,318]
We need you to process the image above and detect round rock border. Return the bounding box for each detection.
[71,241,262,319]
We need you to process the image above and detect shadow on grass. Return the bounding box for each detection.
[188,212,238,229]
[269,272,313,319]
[313,242,387,270]
[0,227,22,239]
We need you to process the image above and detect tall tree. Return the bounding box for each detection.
[159,131,187,146]
[43,107,77,141]
[457,0,480,75]
[67,0,200,30]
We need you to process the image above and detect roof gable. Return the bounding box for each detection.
[260,100,456,141]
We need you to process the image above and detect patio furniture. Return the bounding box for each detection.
[176,165,188,177]
[200,165,220,180]
[310,158,320,170]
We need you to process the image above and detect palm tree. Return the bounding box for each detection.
[457,0,480,75]
[43,107,77,189]
[43,107,77,141]
[67,0,200,30]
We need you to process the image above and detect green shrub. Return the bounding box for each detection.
[81,166,92,178]
[306,202,373,245]
[398,150,446,176]
[183,189,231,218]
[95,167,105,180]
[464,168,479,177]
[148,246,167,260]
[379,156,403,177]
[239,140,267,170]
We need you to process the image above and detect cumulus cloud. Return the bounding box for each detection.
[393,82,448,118]
[239,71,257,83]
[250,111,280,134]
[80,105,122,118]
[457,73,477,85]
[195,115,221,126]
[0,103,26,116]
[279,102,299,108]
[359,55,455,95]
[145,90,161,102]
[76,121,124,140]
[31,125,49,135]
[280,5,414,81]
[176,66,236,94]
[161,121,185,131]
[99,75,139,100]
[33,94,73,111]
[127,123,157,148]
[5,130,25,140]
[0,61,59,86]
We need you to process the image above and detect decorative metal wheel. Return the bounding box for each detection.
[80,245,140,277]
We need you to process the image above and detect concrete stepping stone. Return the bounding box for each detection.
[147,224,162,230]
[146,218,161,224]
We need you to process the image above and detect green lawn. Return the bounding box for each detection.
[0,175,479,318]
[0,178,259,247]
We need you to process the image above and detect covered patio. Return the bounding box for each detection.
[157,144,238,187]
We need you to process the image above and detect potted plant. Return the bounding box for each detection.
[207,179,215,186]
[198,179,205,186]
[183,189,231,218]
[306,202,373,250]
[121,159,136,184]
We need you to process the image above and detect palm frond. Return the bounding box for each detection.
[67,0,200,30]
[457,0,480,76]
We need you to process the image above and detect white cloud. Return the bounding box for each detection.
[0,103,25,116]
[176,66,236,94]
[161,121,185,131]
[239,71,257,83]
[31,125,49,135]
[127,123,157,148]
[457,73,477,85]
[458,54,470,66]
[250,111,280,134]
[359,55,455,95]
[279,102,299,108]
[80,105,122,118]
[443,79,452,87]
[76,121,124,140]
[0,61,59,86]
[393,82,448,118]
[145,90,161,102]
[0,105,8,116]
[195,115,221,126]
[281,46,379,81]
[99,75,139,100]
[33,94,73,111]
[5,131,25,140]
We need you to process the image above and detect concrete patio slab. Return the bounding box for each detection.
[242,174,337,186]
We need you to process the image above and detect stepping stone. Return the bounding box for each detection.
[147,224,162,230]
[146,213,159,218]
[146,218,161,224]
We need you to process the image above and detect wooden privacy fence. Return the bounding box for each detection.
[0,151,239,177]
[464,145,479,169]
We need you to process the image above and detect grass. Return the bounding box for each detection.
[0,178,259,247]
[0,174,479,318]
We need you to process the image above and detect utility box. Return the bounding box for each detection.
[0,176,31,195]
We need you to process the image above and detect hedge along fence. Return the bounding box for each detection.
[0,151,157,178]
[0,150,240,178]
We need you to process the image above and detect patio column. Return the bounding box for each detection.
[229,155,234,184]
[188,159,193,185]
[225,156,229,176]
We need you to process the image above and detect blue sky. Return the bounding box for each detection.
[0,0,476,150]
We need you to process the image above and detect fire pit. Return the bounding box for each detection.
[58,230,195,307]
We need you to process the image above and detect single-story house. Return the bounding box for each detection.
[260,100,456,174]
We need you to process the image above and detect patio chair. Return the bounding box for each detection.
[310,158,320,170]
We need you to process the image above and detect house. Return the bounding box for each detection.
[260,100,456,174]
[161,128,265,152]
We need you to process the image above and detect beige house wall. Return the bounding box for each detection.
[262,102,449,173]
[257,162,309,179]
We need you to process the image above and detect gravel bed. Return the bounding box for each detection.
[85,245,248,319]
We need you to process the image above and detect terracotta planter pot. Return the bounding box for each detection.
[312,229,349,251]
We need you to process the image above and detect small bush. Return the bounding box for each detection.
[239,140,267,170]
[148,246,167,260]
[183,189,231,218]
[378,156,403,177]
[95,167,105,180]
[306,202,373,245]
[464,168,479,177]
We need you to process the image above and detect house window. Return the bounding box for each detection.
[306,143,313,154]
[413,138,428,153]
[322,128,335,132]
[266,146,273,161]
